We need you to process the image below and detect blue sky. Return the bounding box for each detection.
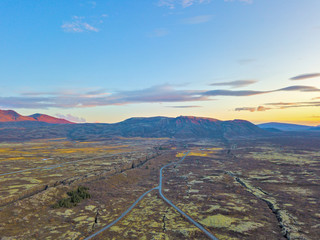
[0,0,320,124]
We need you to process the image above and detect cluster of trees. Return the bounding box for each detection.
[159,146,170,150]
[53,186,91,208]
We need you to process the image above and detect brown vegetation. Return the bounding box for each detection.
[0,132,319,239]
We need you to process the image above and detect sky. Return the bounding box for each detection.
[0,0,320,124]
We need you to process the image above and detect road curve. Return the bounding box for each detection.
[159,152,219,240]
[83,151,219,240]
[84,187,157,240]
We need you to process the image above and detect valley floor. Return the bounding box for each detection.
[0,133,319,239]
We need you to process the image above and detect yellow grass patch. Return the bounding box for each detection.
[176,151,207,157]
[207,147,223,151]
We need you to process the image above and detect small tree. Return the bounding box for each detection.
[53,186,91,208]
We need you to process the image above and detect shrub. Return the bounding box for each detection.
[52,186,91,208]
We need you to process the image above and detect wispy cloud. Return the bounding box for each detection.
[158,0,210,9]
[181,15,213,24]
[157,0,251,9]
[55,114,86,123]
[2,84,320,110]
[264,102,297,106]
[235,107,256,112]
[257,106,270,111]
[203,89,267,96]
[0,85,208,109]
[235,106,270,112]
[110,85,207,104]
[166,105,202,108]
[62,16,99,33]
[265,101,320,109]
[290,73,320,81]
[210,80,257,88]
[148,28,169,37]
[204,85,320,97]
[236,100,320,113]
[278,86,320,92]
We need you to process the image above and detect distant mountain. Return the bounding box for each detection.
[311,126,320,131]
[28,113,73,124]
[68,116,266,140]
[0,115,266,141]
[0,110,74,124]
[257,122,313,131]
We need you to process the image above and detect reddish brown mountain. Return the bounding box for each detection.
[66,116,266,140]
[28,114,74,124]
[0,115,266,141]
[112,116,265,138]
[0,110,74,124]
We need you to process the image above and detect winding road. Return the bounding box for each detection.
[159,153,218,240]
[84,151,219,240]
[84,187,157,240]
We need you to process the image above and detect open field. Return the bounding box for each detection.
[0,133,319,239]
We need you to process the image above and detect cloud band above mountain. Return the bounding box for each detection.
[210,80,257,88]
[1,84,320,109]
[290,73,320,80]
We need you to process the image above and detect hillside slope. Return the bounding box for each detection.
[0,114,266,141]
[258,122,313,131]
[67,116,266,140]
[0,110,73,124]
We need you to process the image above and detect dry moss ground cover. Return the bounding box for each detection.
[163,152,283,240]
[0,134,319,239]
[0,141,177,239]
[221,134,320,240]
[0,138,167,206]
[95,192,208,240]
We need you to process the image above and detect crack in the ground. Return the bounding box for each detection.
[91,208,100,232]
[162,214,167,232]
[0,151,162,208]
[226,171,309,240]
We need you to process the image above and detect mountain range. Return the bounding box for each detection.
[68,116,266,140]
[0,110,265,141]
[257,122,316,131]
[1,109,319,140]
[0,110,73,124]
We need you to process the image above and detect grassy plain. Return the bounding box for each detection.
[0,133,319,239]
